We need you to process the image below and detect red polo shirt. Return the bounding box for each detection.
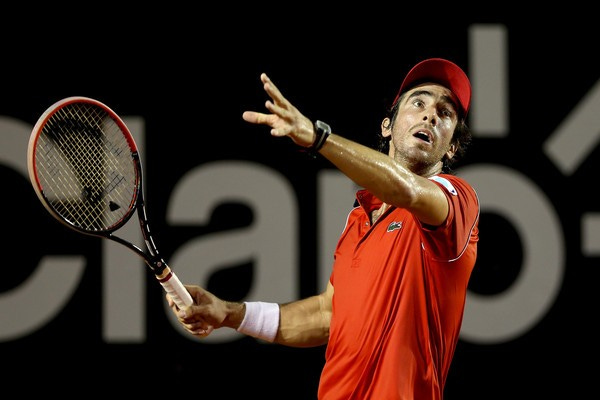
[318,174,480,400]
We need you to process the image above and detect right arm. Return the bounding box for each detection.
[167,281,333,347]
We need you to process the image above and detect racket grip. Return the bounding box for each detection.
[156,267,194,310]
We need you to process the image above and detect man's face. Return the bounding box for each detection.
[387,83,459,175]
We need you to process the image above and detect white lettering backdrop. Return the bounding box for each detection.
[0,21,596,399]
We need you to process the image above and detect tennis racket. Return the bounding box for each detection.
[27,96,193,310]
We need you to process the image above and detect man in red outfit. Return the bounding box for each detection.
[170,58,480,399]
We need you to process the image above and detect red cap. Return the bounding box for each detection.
[392,58,471,117]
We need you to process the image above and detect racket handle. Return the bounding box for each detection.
[156,267,194,310]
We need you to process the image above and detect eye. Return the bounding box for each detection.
[440,106,456,119]
[412,99,425,108]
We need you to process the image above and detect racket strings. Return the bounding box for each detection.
[36,102,138,232]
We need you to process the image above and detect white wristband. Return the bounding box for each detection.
[236,301,280,342]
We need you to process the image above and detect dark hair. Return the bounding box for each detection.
[376,92,472,174]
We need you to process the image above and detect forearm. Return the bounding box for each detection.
[275,295,331,347]
[318,132,415,207]
[234,291,331,347]
[317,132,449,224]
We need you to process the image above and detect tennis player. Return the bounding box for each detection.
[169,57,480,399]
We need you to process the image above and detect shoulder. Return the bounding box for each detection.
[430,174,477,199]
[429,175,459,196]
[429,174,472,190]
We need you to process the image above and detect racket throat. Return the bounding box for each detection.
[142,239,168,275]
[149,256,169,276]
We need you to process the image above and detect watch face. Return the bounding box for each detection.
[312,120,331,151]
[316,120,331,133]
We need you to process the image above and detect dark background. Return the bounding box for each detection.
[1,15,597,398]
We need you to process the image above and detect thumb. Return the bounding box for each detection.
[177,306,193,319]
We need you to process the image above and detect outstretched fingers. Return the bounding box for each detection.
[261,74,292,116]
[242,110,268,125]
[243,73,313,146]
[261,74,285,104]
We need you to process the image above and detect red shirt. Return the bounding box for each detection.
[318,174,479,400]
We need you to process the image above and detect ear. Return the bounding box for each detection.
[445,142,457,161]
[381,117,392,138]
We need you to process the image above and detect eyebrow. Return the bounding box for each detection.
[408,89,458,111]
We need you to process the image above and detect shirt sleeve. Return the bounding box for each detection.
[422,174,480,262]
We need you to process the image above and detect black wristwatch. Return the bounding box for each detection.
[309,120,331,152]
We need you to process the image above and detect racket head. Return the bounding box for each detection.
[27,96,141,236]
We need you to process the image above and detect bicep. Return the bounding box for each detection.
[399,176,449,227]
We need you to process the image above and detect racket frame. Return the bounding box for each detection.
[27,96,192,309]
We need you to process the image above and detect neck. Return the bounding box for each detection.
[371,203,389,224]
[390,147,443,178]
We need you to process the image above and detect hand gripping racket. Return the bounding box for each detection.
[27,96,193,310]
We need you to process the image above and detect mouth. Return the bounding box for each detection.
[413,129,432,144]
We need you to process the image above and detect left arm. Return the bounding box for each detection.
[242,73,449,226]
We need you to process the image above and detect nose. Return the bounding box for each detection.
[422,111,437,126]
